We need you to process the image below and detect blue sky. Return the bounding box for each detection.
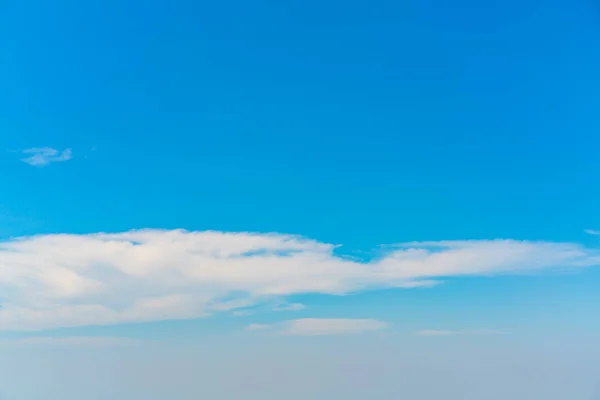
[1,0,600,398]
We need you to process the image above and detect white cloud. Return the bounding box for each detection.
[272,303,306,312]
[585,229,600,236]
[21,147,72,166]
[247,318,387,336]
[0,229,599,331]
[416,329,506,336]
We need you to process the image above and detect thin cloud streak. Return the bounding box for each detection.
[272,303,306,312]
[417,329,507,336]
[247,318,388,336]
[0,336,145,347]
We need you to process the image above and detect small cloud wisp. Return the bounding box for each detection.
[21,147,72,167]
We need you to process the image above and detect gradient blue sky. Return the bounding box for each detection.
[1,0,600,398]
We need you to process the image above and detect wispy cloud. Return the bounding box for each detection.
[0,229,599,331]
[416,329,506,336]
[246,323,271,331]
[232,310,254,317]
[272,303,306,312]
[585,229,600,236]
[21,147,72,166]
[0,336,144,347]
[247,318,388,336]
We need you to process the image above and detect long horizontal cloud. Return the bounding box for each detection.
[0,336,144,347]
[1,229,599,331]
